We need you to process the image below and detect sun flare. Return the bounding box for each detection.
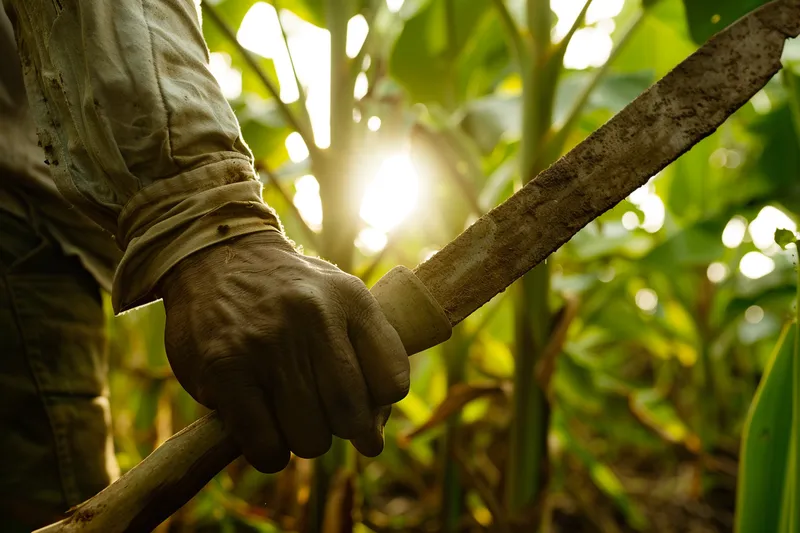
[359,154,420,233]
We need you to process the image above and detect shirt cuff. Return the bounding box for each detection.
[112,159,282,313]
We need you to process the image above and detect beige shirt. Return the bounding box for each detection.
[0,3,120,290]
[4,0,282,312]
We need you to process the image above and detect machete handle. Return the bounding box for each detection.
[35,266,451,533]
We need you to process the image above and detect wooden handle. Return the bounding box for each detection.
[36,266,451,532]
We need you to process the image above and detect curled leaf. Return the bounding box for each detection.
[401,383,505,442]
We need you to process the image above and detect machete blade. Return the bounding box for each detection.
[415,0,800,325]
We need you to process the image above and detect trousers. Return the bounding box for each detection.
[0,206,114,531]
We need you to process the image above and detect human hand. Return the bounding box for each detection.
[158,231,409,473]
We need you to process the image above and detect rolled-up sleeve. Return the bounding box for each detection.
[9,0,282,312]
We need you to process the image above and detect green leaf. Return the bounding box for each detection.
[271,0,326,27]
[776,228,799,249]
[735,324,796,533]
[390,0,491,105]
[681,0,770,44]
[643,219,726,268]
[458,72,654,153]
[556,415,649,531]
[615,0,695,79]
[747,104,800,213]
[629,389,700,452]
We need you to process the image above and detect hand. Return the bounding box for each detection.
[158,231,409,473]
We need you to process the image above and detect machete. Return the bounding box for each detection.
[37,1,800,531]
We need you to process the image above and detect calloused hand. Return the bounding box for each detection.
[158,230,408,472]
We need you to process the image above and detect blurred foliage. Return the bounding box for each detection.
[104,0,800,531]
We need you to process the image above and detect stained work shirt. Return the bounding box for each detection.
[0,4,120,289]
[4,0,282,312]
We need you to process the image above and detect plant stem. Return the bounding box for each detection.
[546,10,645,162]
[507,0,554,522]
[318,0,359,269]
[491,0,527,63]
[201,3,317,156]
[305,3,358,532]
[793,241,800,531]
[507,264,551,516]
[441,329,469,532]
[273,0,315,136]
[550,0,594,67]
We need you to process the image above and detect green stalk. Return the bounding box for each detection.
[792,244,800,531]
[306,3,358,532]
[437,2,474,527]
[490,0,528,64]
[202,3,317,157]
[318,0,358,271]
[274,0,315,138]
[506,0,554,521]
[441,329,470,531]
[784,78,800,526]
[507,266,551,515]
[545,11,644,163]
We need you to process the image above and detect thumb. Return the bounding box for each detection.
[351,405,392,458]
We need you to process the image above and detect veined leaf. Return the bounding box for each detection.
[736,324,797,533]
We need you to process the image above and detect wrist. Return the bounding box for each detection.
[111,161,284,314]
[157,230,297,301]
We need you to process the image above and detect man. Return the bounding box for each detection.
[0,1,409,530]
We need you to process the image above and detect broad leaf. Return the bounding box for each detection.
[390,0,491,105]
[681,0,771,44]
[736,325,797,533]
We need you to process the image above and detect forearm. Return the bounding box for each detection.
[9,0,282,312]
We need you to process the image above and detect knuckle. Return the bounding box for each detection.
[337,274,372,304]
[282,283,327,311]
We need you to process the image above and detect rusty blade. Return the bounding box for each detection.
[415,0,800,325]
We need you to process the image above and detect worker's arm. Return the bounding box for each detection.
[8,0,408,469]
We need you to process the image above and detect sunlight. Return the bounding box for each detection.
[360,154,420,232]
[563,28,614,70]
[208,52,242,99]
[709,148,742,169]
[627,183,664,233]
[722,216,747,248]
[346,15,369,58]
[551,0,625,37]
[238,3,332,147]
[751,90,772,114]
[293,175,323,231]
[552,0,624,69]
[635,288,658,314]
[621,211,639,230]
[355,227,388,254]
[706,262,729,283]
[367,116,382,131]
[739,251,775,279]
[354,72,369,100]
[748,206,797,252]
[386,0,404,13]
[285,132,309,162]
[744,305,764,324]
